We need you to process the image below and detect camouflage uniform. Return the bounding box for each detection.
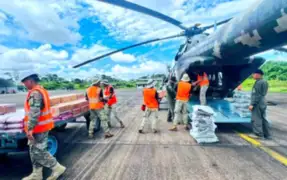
[166,81,177,122]
[89,109,109,134]
[27,91,57,169]
[105,105,123,126]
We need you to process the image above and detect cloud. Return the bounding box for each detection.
[255,49,287,61]
[70,44,137,66]
[83,0,258,44]
[70,44,110,65]
[0,44,68,75]
[110,52,136,63]
[107,60,167,79]
[0,0,82,45]
[0,12,11,36]
[56,67,105,80]
[0,44,9,53]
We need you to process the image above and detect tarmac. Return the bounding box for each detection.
[0,89,287,180]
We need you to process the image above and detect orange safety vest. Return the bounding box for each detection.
[104,85,117,106]
[24,85,54,134]
[197,72,209,87]
[87,86,104,110]
[143,88,159,109]
[176,81,192,102]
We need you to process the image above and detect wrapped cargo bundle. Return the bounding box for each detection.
[69,99,88,117]
[51,103,72,117]
[76,93,85,100]
[0,104,16,115]
[72,108,81,117]
[50,96,61,106]
[232,91,251,118]
[0,109,25,133]
[81,105,89,114]
[60,94,77,103]
[190,105,219,143]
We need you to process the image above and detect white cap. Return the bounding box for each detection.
[91,77,101,86]
[101,79,109,85]
[181,73,190,82]
[146,79,155,88]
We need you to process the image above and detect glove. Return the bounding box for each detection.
[141,104,146,111]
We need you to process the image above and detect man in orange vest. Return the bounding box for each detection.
[21,73,66,180]
[101,80,125,128]
[139,79,160,133]
[169,73,192,131]
[195,71,209,105]
[86,79,113,139]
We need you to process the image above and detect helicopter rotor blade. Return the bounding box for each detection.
[97,0,187,30]
[201,18,232,31]
[73,33,185,68]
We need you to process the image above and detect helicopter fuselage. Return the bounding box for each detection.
[175,0,287,98]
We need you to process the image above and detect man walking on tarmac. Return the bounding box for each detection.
[169,73,192,131]
[166,75,177,122]
[194,71,209,105]
[139,79,160,134]
[86,79,114,139]
[21,73,66,180]
[101,80,125,128]
[249,69,271,139]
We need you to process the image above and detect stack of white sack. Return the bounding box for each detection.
[190,105,219,143]
[232,91,251,118]
[0,109,25,133]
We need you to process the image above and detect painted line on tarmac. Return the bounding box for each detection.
[237,132,287,167]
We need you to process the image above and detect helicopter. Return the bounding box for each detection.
[73,0,287,99]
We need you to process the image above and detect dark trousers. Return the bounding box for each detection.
[251,104,271,138]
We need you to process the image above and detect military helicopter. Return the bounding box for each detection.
[73,0,287,99]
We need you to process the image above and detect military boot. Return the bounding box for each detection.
[104,132,114,139]
[46,163,66,180]
[22,167,43,180]
[169,126,177,131]
[120,121,125,128]
[184,125,190,131]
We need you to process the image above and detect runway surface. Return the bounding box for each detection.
[0,90,287,180]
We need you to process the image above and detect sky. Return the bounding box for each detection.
[0,0,286,81]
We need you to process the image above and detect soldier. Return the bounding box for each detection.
[21,73,66,180]
[169,73,192,131]
[101,80,125,128]
[249,69,271,139]
[194,71,209,105]
[166,75,177,122]
[86,79,114,139]
[139,79,160,133]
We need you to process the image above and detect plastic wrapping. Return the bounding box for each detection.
[190,105,219,143]
[0,94,88,134]
[232,91,251,118]
[0,104,16,115]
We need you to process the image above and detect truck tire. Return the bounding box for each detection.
[47,131,59,157]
